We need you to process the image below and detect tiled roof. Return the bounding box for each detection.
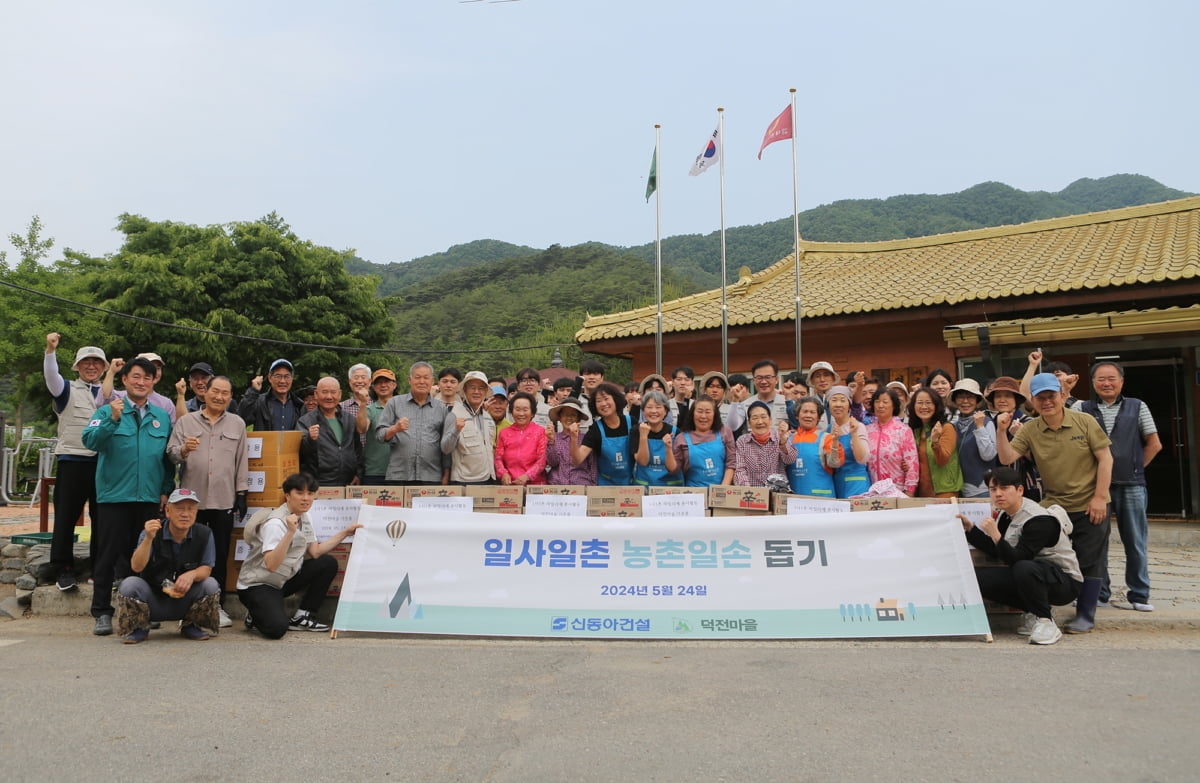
[576,197,1200,343]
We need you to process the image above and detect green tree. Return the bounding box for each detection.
[80,214,395,389]
[0,216,106,456]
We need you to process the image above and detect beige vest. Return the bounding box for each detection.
[1003,499,1082,583]
[238,505,314,589]
[55,379,99,457]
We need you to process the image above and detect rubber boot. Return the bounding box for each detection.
[1064,576,1103,634]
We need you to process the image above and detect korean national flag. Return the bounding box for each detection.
[688,126,721,176]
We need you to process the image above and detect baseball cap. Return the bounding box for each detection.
[806,361,840,380]
[1029,373,1062,397]
[189,362,215,377]
[269,359,294,375]
[136,352,164,366]
[167,487,202,504]
[72,346,108,370]
[462,370,489,390]
[490,384,509,399]
[371,368,397,383]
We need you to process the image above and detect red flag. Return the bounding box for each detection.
[757,104,793,160]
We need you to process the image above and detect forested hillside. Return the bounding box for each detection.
[352,174,1192,291]
[346,239,537,297]
[385,243,697,379]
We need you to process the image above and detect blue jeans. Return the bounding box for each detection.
[1106,484,1150,604]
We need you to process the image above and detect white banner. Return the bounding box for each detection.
[332,506,990,640]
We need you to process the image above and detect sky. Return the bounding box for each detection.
[3,1,1199,266]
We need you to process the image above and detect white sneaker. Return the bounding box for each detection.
[218,608,233,628]
[1029,618,1062,645]
[1110,595,1155,612]
[1016,612,1038,636]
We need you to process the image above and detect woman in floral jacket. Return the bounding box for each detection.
[865,387,919,495]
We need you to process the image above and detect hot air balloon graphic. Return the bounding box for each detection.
[386,518,407,546]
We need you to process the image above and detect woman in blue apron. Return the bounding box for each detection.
[786,397,840,497]
[827,385,871,498]
[633,390,681,486]
[574,382,634,485]
[675,397,734,486]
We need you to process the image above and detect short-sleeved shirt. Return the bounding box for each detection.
[1009,408,1111,512]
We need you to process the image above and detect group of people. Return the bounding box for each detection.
[42,330,1161,646]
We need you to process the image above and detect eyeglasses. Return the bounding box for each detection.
[753,375,776,382]
[270,373,293,381]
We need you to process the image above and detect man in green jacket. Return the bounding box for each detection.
[81,356,176,637]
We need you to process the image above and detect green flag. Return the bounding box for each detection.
[645,147,657,202]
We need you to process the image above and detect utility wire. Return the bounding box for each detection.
[0,277,576,357]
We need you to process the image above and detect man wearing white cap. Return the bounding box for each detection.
[997,372,1112,634]
[114,488,221,644]
[805,361,840,432]
[450,371,497,484]
[42,332,107,592]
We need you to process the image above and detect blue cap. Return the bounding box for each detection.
[1029,373,1061,397]
[490,384,508,399]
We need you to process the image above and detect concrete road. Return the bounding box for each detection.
[1,616,1197,782]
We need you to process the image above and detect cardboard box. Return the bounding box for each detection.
[646,487,707,496]
[586,507,642,517]
[465,485,524,513]
[234,506,273,529]
[851,497,899,512]
[896,497,992,509]
[525,485,587,495]
[315,486,347,500]
[711,507,771,517]
[708,485,770,511]
[355,486,404,506]
[247,430,303,470]
[771,493,852,514]
[403,485,463,507]
[326,542,351,597]
[246,467,290,507]
[585,486,643,516]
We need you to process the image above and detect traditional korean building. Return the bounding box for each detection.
[576,197,1200,516]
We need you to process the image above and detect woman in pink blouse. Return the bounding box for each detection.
[865,387,918,495]
[495,391,547,485]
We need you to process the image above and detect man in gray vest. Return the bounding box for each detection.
[1075,361,1162,611]
[960,467,1083,645]
[42,332,107,592]
[114,488,220,643]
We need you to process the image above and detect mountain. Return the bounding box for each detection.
[620,174,1195,287]
[350,175,1193,292]
[346,239,537,297]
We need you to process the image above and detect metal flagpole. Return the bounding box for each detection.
[790,88,803,373]
[718,107,728,375]
[654,124,663,377]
